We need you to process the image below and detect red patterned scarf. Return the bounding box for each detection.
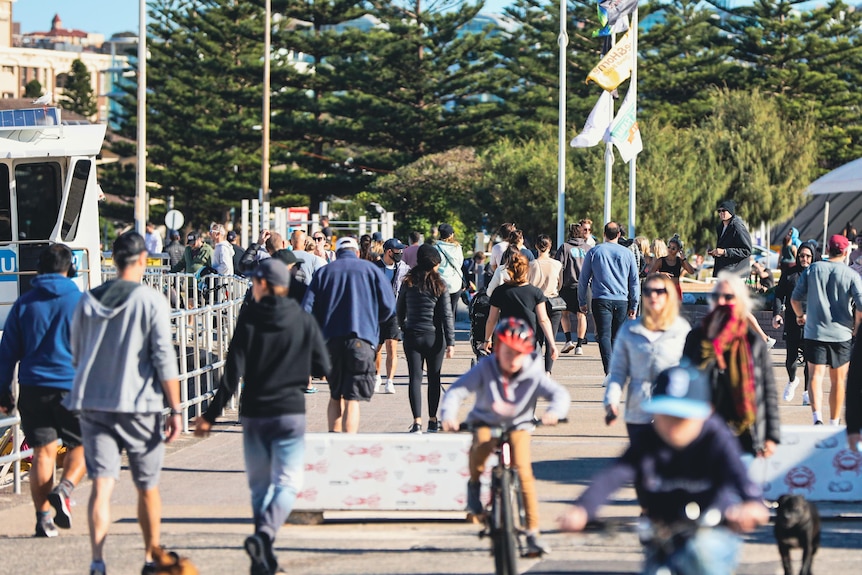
[700,305,756,434]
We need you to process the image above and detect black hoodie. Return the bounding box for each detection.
[203,295,331,422]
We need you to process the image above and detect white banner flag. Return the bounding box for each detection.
[570,91,613,148]
[605,88,642,163]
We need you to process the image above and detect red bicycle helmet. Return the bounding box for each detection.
[493,317,535,354]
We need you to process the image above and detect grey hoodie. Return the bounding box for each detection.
[64,280,179,414]
[440,352,570,430]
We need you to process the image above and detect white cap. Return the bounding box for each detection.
[336,237,359,251]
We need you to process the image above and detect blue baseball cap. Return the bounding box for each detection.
[644,366,712,419]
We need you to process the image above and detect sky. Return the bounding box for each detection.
[12,0,514,37]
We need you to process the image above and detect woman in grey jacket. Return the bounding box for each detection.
[604,273,691,446]
[397,244,455,433]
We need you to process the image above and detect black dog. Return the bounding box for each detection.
[775,494,820,575]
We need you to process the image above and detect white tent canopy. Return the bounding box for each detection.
[773,157,862,246]
[808,157,862,195]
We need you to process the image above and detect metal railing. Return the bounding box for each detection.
[0,269,249,493]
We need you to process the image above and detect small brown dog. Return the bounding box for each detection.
[774,494,820,575]
[150,546,199,575]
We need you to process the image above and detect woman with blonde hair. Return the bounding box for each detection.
[481,253,557,364]
[528,234,563,374]
[682,272,780,458]
[604,273,691,445]
[634,236,651,277]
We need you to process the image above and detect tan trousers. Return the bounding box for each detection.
[469,427,538,531]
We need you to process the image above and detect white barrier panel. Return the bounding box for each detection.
[750,425,862,502]
[295,433,475,511]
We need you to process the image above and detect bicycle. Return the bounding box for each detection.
[460,418,563,575]
[637,502,728,575]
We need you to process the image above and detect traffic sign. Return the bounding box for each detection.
[165,209,184,231]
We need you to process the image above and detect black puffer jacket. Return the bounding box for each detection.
[683,325,780,455]
[396,284,455,347]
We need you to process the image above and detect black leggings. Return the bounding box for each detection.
[785,326,809,390]
[535,305,562,373]
[403,329,446,419]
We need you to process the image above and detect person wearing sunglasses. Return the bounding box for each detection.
[648,234,696,299]
[707,200,752,279]
[604,273,691,449]
[682,273,780,460]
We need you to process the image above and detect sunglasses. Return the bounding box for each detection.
[717,209,729,214]
[710,292,736,302]
[643,287,668,296]
[313,236,325,241]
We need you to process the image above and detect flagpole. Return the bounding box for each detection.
[628,8,638,238]
[557,0,569,247]
[603,34,615,226]
[135,0,147,235]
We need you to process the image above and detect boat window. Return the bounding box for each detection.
[62,160,91,241]
[14,162,61,241]
[0,165,10,242]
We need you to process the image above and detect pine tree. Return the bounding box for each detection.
[708,0,862,170]
[59,59,98,118]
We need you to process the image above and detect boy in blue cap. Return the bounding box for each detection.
[558,365,769,575]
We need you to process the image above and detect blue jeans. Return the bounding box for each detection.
[642,526,741,575]
[242,413,305,540]
[591,298,629,374]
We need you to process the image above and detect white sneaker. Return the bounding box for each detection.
[574,344,584,356]
[802,391,810,406]
[373,375,382,393]
[766,337,777,349]
[783,379,799,402]
[561,341,576,354]
[384,380,396,394]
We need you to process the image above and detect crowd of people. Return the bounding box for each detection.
[6,202,862,575]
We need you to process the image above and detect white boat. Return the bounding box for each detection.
[0,107,105,327]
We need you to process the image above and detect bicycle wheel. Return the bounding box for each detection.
[491,468,519,575]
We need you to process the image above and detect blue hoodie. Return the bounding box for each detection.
[0,274,82,393]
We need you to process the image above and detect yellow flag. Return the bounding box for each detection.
[586,29,633,91]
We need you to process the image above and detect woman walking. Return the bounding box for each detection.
[481,253,557,366]
[528,234,564,374]
[604,273,691,446]
[683,272,780,460]
[435,223,465,318]
[397,245,456,433]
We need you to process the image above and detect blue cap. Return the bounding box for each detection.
[643,366,712,419]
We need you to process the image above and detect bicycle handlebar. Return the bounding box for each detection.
[457,418,569,432]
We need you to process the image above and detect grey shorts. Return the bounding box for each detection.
[804,339,853,368]
[80,411,165,490]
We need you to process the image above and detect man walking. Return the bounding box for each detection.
[791,234,862,425]
[0,245,85,538]
[303,236,395,433]
[64,232,182,575]
[708,200,752,278]
[578,222,639,374]
[556,220,592,355]
[374,238,410,393]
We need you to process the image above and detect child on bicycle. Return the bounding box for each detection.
[440,317,570,556]
[558,365,769,575]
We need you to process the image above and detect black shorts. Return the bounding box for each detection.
[378,315,401,344]
[17,386,83,449]
[804,339,853,368]
[327,337,376,401]
[559,285,584,313]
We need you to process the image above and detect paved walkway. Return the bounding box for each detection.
[1,322,860,574]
